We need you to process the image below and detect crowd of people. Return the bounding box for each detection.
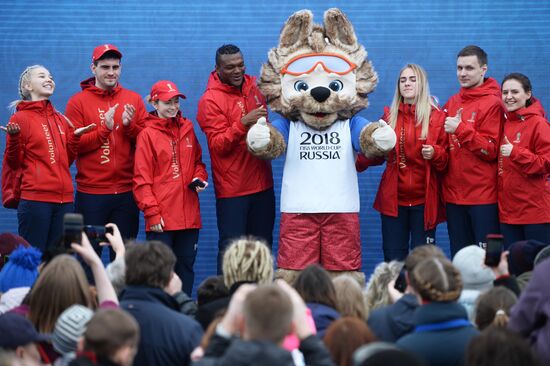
[0,39,548,366]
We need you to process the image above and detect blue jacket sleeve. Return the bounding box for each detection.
[350,115,370,152]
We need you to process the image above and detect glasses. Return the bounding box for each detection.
[281,53,357,76]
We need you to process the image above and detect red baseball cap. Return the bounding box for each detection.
[92,44,122,62]
[150,80,187,102]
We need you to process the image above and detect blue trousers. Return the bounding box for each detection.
[215,188,275,274]
[75,191,139,259]
[446,203,500,258]
[17,199,73,251]
[147,229,199,296]
[500,223,550,248]
[381,205,436,261]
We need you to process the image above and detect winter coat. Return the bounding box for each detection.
[196,72,273,198]
[367,293,419,342]
[397,301,479,366]
[4,100,78,203]
[509,257,550,365]
[307,302,340,339]
[356,104,447,230]
[64,78,147,194]
[119,286,202,366]
[442,78,506,204]
[194,333,335,366]
[498,97,550,224]
[133,112,207,230]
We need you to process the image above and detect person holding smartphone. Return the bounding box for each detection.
[133,80,208,295]
[356,64,447,261]
[499,73,550,247]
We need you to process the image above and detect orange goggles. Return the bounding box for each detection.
[281,53,357,76]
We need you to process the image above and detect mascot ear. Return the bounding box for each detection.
[323,8,359,51]
[279,9,313,52]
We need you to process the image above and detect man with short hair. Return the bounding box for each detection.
[197,44,275,273]
[442,45,505,256]
[0,312,48,366]
[65,44,147,252]
[119,241,202,366]
[195,282,334,366]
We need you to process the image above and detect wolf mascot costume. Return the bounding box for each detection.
[246,9,396,283]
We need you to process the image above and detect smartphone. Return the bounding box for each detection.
[394,267,407,293]
[63,213,84,248]
[83,225,114,243]
[188,179,206,191]
[484,234,504,267]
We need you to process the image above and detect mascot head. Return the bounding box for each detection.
[259,8,378,130]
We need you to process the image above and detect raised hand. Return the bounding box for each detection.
[372,119,397,152]
[246,117,271,151]
[122,104,136,126]
[444,108,463,134]
[500,136,514,157]
[74,123,97,136]
[241,105,267,127]
[104,104,119,130]
[0,123,21,135]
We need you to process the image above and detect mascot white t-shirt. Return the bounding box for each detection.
[272,115,369,213]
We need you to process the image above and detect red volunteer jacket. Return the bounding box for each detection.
[443,78,505,205]
[356,105,447,230]
[64,78,147,194]
[196,72,273,198]
[498,98,550,224]
[133,112,208,231]
[4,100,78,203]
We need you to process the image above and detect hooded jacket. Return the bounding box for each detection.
[64,78,147,194]
[356,105,447,230]
[498,98,550,224]
[196,72,273,198]
[4,100,79,203]
[133,112,207,231]
[443,78,506,204]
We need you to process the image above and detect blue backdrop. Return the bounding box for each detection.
[1,0,549,295]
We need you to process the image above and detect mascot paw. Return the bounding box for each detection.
[246,117,271,152]
[372,120,396,152]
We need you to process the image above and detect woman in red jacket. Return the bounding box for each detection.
[357,64,447,261]
[499,73,550,247]
[133,80,208,295]
[1,65,93,251]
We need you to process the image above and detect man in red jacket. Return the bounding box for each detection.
[443,45,505,256]
[197,44,275,273]
[65,44,147,255]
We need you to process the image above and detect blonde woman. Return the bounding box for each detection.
[357,64,447,261]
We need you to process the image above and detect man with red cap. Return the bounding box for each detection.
[133,80,208,295]
[65,44,147,255]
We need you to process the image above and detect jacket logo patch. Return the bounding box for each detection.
[467,111,476,123]
[514,132,521,143]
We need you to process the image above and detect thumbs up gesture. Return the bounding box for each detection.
[246,117,271,152]
[371,119,397,152]
[444,108,463,134]
[500,136,514,157]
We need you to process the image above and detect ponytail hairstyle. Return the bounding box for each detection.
[474,287,517,330]
[388,64,436,140]
[8,65,46,111]
[409,257,462,302]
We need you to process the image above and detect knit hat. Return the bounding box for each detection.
[452,245,495,291]
[0,233,30,270]
[52,305,94,355]
[534,245,550,267]
[508,240,548,276]
[0,245,41,292]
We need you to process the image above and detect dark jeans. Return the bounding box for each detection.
[17,199,73,251]
[215,188,275,273]
[75,191,139,260]
[500,223,550,248]
[446,203,500,258]
[147,229,199,295]
[381,205,436,261]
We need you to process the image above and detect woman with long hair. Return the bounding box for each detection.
[1,65,94,250]
[357,64,447,261]
[499,73,550,247]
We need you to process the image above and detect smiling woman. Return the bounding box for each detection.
[1,66,95,251]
